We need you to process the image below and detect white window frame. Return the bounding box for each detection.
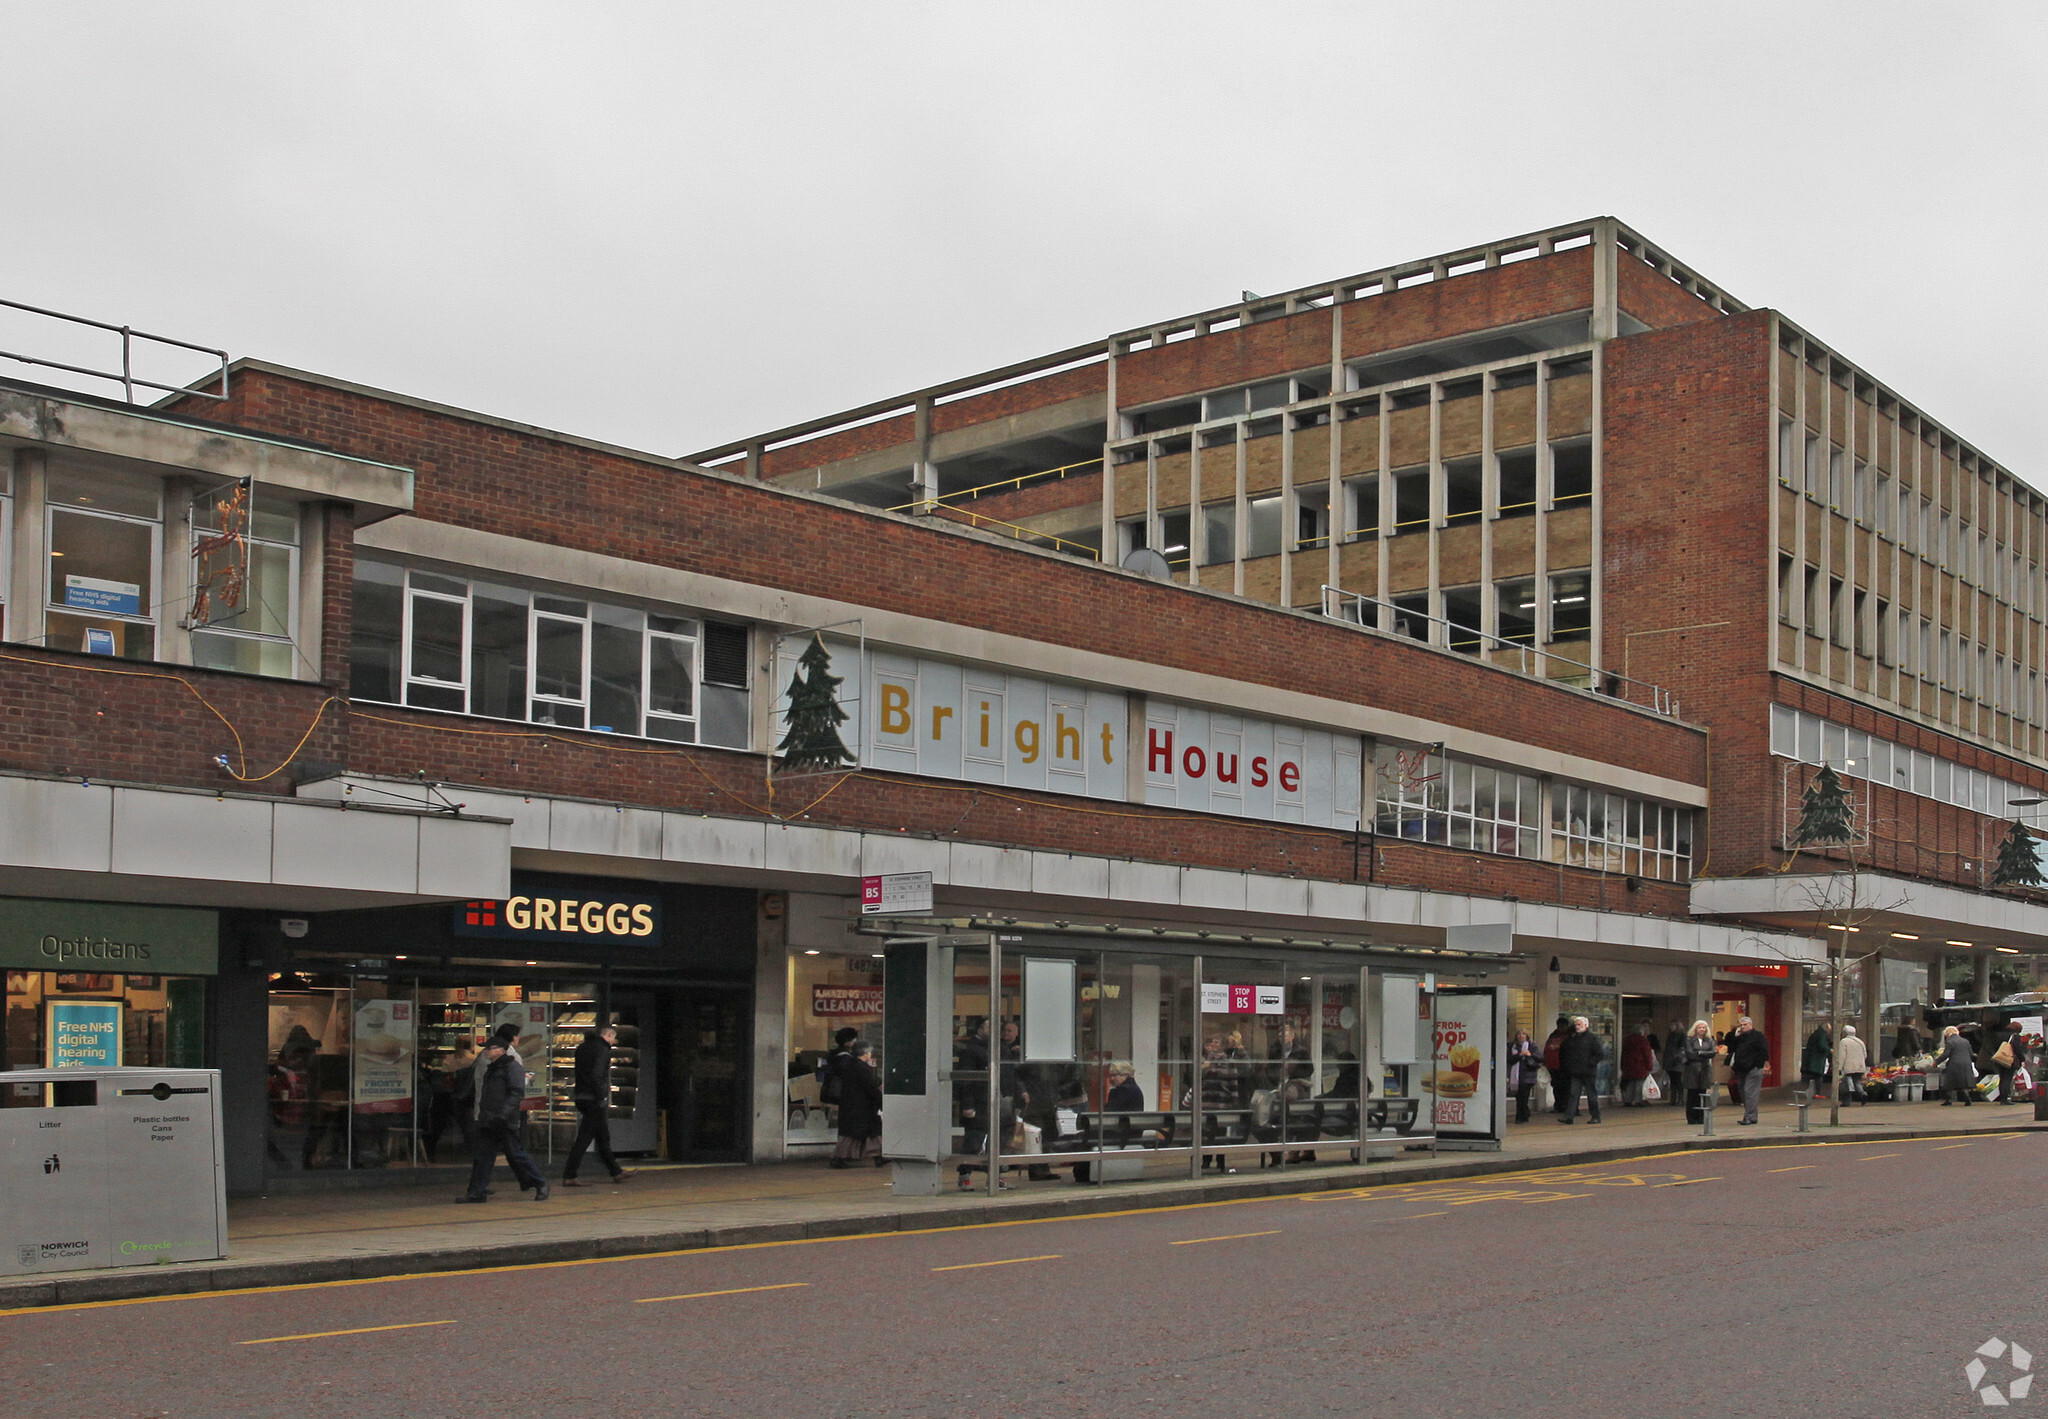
[188,518,300,668]
[402,573,471,702]
[527,600,592,726]
[44,501,162,645]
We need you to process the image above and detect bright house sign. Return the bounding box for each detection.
[778,638,1362,831]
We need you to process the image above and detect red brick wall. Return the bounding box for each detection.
[1616,255,1725,331]
[168,367,1704,792]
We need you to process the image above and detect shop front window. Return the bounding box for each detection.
[786,951,886,1148]
[4,970,206,1070]
[265,971,638,1174]
[45,464,161,661]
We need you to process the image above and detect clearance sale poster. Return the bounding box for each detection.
[1428,989,1497,1139]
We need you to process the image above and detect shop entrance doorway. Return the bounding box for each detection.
[1713,987,1783,1087]
[1621,994,1690,1099]
[665,988,749,1162]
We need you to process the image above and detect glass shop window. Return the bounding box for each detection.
[45,464,161,662]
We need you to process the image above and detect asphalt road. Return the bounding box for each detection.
[5,1131,2042,1418]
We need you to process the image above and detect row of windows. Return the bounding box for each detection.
[1117,437,1592,567]
[1778,556,2041,721]
[1779,418,2041,614]
[349,561,752,747]
[1,462,303,675]
[1372,745,1693,880]
[1768,704,2036,818]
[1330,573,1591,655]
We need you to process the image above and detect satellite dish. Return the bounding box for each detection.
[1121,548,1172,580]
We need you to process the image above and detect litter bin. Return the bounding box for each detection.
[1,1067,227,1277]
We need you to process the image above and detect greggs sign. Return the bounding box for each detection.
[454,892,661,946]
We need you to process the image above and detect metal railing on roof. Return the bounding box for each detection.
[905,501,1100,559]
[1320,585,1679,717]
[888,456,1103,515]
[0,297,228,404]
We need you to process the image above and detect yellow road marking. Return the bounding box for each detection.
[1932,1143,1975,1150]
[1172,1231,1281,1246]
[1769,1166,1816,1173]
[241,1320,454,1345]
[1399,1212,1448,1220]
[1651,1177,1721,1187]
[6,1132,2031,1318]
[636,1282,807,1304]
[1857,1154,1902,1162]
[933,1255,1061,1272]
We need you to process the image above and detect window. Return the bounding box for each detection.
[1549,437,1592,507]
[1345,476,1379,539]
[1875,598,1893,666]
[1548,572,1591,643]
[1201,501,1235,566]
[1374,744,1544,860]
[1875,474,1892,536]
[1803,434,1821,499]
[1158,510,1192,569]
[1391,467,1429,533]
[1245,494,1282,559]
[1777,419,1796,487]
[190,489,300,677]
[1441,585,1484,654]
[1391,593,1430,642]
[1803,566,1822,636]
[1828,576,1847,647]
[44,464,160,662]
[1828,448,1845,509]
[1777,555,1795,625]
[1497,448,1537,518]
[350,560,749,747]
[1495,577,1537,646]
[1549,783,1692,880]
[1443,457,1483,527]
[1294,485,1330,551]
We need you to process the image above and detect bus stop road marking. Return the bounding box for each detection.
[241,1320,456,1345]
[1398,1212,1448,1220]
[1172,1231,1281,1245]
[932,1255,1062,1272]
[637,1283,808,1304]
[1650,1177,1721,1187]
[1857,1154,1902,1162]
[1769,1165,1816,1173]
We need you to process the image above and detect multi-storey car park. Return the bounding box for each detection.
[0,218,2038,1198]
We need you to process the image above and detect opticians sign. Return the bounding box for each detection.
[454,892,661,946]
[63,575,142,616]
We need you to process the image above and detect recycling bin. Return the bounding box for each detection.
[1,1067,228,1277]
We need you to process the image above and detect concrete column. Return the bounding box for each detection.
[749,892,790,1163]
[10,447,46,634]
[1860,951,1883,1052]
[912,397,937,504]
[1687,965,1717,1030]
[1928,957,1946,1005]
[1973,952,1993,1005]
[160,476,196,666]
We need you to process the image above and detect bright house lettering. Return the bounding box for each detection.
[1143,703,1362,830]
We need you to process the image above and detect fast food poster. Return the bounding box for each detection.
[351,998,416,1109]
[1425,989,1497,1139]
[493,1002,551,1062]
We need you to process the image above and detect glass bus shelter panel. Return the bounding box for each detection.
[945,945,993,1180]
[1003,950,1098,1167]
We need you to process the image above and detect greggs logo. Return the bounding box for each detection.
[453,893,660,945]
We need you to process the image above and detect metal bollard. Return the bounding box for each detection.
[1794,1084,1813,1133]
[1701,1083,1716,1137]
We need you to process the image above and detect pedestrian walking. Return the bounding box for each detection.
[832,1040,885,1167]
[1834,1024,1869,1106]
[1990,1020,2025,1104]
[954,1016,991,1189]
[1506,1029,1541,1123]
[1620,1025,1656,1107]
[1542,1015,1572,1115]
[1726,1015,1770,1125]
[1801,1023,1833,1102]
[457,1027,549,1203]
[1680,1020,1718,1122]
[1937,1025,1977,1106]
[1557,1015,1604,1124]
[561,1021,631,1187]
[1663,1022,1688,1105]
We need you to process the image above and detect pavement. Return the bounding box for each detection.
[4,1089,2038,1312]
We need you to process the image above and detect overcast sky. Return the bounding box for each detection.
[6,4,2044,476]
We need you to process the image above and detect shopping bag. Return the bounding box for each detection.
[1020,1121,1044,1154]
[2015,1065,2034,1095]
[1642,1074,1662,1102]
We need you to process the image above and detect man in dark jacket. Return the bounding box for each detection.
[1663,1023,1689,1106]
[457,1028,549,1202]
[562,1022,630,1187]
[954,1017,992,1188]
[1542,1016,1572,1114]
[1557,1015,1604,1124]
[1727,1015,1771,1125]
